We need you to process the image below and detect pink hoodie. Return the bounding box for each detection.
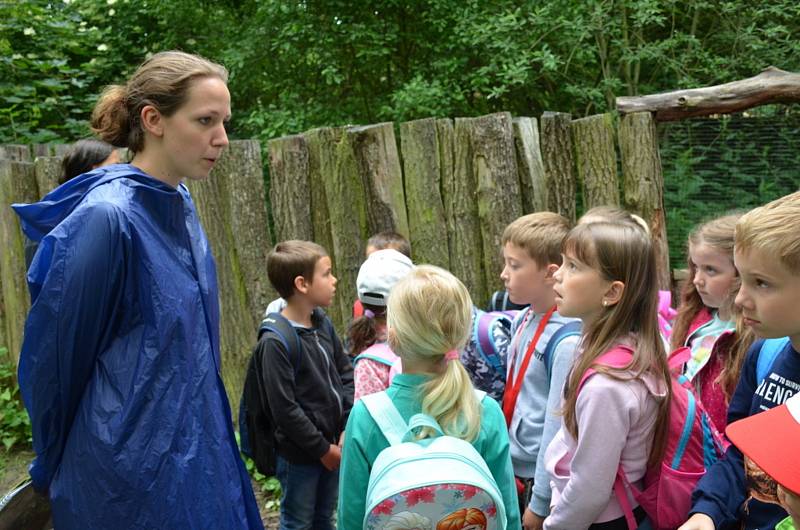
[543,367,667,530]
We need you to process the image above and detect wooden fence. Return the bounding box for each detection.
[268,110,671,333]
[0,141,274,415]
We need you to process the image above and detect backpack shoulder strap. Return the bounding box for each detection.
[474,310,511,373]
[542,321,582,379]
[577,346,634,391]
[361,391,408,446]
[259,312,303,374]
[757,337,790,385]
[354,343,397,367]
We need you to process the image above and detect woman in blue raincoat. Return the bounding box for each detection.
[13,51,263,529]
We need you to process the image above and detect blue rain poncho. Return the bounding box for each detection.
[12,164,263,529]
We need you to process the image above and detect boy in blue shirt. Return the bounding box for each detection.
[680,191,800,530]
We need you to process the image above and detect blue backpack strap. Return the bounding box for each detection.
[542,321,582,379]
[757,337,790,385]
[259,312,303,374]
[361,391,408,446]
[474,310,511,374]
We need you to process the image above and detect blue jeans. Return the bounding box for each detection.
[276,456,338,530]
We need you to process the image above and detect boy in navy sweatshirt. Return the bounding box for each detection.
[680,191,800,530]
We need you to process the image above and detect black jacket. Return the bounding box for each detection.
[256,311,354,464]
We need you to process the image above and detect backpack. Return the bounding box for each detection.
[238,311,335,476]
[578,345,727,530]
[487,290,529,312]
[354,342,403,384]
[472,309,515,376]
[756,337,790,386]
[360,391,507,530]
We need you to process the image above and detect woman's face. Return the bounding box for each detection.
[157,76,231,184]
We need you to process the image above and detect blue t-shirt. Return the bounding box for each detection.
[691,339,800,529]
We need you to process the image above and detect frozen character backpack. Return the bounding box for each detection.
[360,391,506,530]
[579,345,727,530]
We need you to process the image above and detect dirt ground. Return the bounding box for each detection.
[1,447,280,528]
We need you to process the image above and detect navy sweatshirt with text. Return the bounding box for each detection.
[690,339,800,529]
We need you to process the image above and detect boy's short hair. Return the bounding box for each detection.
[267,240,328,300]
[366,231,411,258]
[502,212,571,266]
[736,191,800,273]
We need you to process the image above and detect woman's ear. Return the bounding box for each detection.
[140,105,164,137]
[603,280,625,307]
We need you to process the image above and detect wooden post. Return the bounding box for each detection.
[32,144,52,158]
[571,113,620,209]
[53,144,72,158]
[34,156,62,198]
[348,123,409,238]
[513,117,547,213]
[618,112,671,290]
[323,128,369,334]
[399,118,451,269]
[0,145,31,162]
[540,112,577,221]
[186,140,274,418]
[268,134,313,241]
[0,161,39,364]
[304,126,342,256]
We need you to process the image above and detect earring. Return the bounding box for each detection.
[602,300,608,307]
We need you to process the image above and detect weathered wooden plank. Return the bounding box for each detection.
[513,117,547,213]
[540,111,577,221]
[268,134,312,241]
[571,113,619,209]
[34,156,62,198]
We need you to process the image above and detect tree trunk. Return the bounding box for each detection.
[513,117,547,213]
[540,112,577,221]
[0,145,31,162]
[399,118,450,269]
[571,113,620,209]
[617,66,800,121]
[304,126,341,260]
[34,156,62,198]
[348,123,409,238]
[0,161,39,364]
[618,112,672,290]
[268,134,313,241]
[469,112,523,299]
[187,140,274,419]
[446,118,486,304]
[32,144,52,158]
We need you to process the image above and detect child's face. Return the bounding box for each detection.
[304,256,337,308]
[735,247,800,345]
[689,242,737,311]
[553,251,613,324]
[500,243,553,310]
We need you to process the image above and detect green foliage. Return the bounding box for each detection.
[0,348,32,451]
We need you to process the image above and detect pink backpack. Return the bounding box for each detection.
[578,346,727,530]
[354,342,402,383]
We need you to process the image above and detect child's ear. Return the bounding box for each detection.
[544,263,560,283]
[294,275,310,295]
[603,280,625,307]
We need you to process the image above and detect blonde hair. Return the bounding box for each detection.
[561,222,672,468]
[736,191,800,273]
[91,51,228,153]
[671,214,754,398]
[502,212,571,267]
[383,512,432,530]
[436,508,487,530]
[387,266,481,441]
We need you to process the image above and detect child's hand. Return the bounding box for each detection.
[320,443,341,471]
[677,513,715,530]
[522,508,545,530]
[778,485,800,526]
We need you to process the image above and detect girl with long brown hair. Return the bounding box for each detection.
[542,222,671,530]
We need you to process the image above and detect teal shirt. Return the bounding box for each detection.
[337,373,521,530]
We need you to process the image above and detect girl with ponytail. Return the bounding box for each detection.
[337,265,520,530]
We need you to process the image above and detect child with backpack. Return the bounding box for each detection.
[680,192,800,530]
[250,240,354,530]
[498,212,581,528]
[337,265,520,530]
[670,215,755,432]
[544,221,674,529]
[350,249,414,400]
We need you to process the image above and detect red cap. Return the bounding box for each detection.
[726,393,800,494]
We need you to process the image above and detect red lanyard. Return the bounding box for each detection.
[502,306,556,426]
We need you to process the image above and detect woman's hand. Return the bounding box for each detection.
[677,513,715,530]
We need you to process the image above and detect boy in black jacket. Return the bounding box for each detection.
[258,240,354,530]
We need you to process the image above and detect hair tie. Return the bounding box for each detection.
[444,349,460,362]
[364,309,375,319]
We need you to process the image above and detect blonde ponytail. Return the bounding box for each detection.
[387,265,482,441]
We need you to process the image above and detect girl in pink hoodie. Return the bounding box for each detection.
[543,221,672,530]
